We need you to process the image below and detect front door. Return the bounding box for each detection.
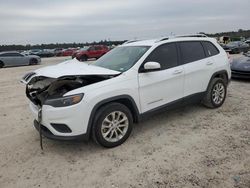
[138,43,184,113]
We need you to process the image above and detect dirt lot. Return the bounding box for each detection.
[0,57,249,188]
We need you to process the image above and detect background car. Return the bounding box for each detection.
[245,38,250,45]
[60,48,78,56]
[0,51,41,68]
[32,49,54,58]
[72,45,109,61]
[231,52,250,79]
[53,48,64,56]
[223,41,249,54]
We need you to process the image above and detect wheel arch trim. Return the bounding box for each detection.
[85,95,140,140]
[206,70,229,91]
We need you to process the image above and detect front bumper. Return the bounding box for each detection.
[34,120,87,141]
[29,101,91,139]
[231,70,250,79]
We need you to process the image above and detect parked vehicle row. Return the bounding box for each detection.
[20,45,110,58]
[222,41,249,54]
[21,35,231,148]
[0,51,41,68]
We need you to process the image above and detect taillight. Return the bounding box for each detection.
[227,52,233,65]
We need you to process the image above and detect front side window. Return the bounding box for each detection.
[179,41,205,64]
[89,47,95,51]
[92,46,150,72]
[144,43,178,70]
[12,53,23,57]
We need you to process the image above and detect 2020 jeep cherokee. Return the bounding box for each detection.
[22,35,231,148]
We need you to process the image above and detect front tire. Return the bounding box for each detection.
[92,103,133,148]
[202,78,227,108]
[29,58,38,65]
[80,55,88,61]
[0,61,4,68]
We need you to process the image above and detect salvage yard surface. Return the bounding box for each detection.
[0,57,249,188]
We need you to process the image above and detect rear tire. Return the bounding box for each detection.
[80,55,88,61]
[202,78,227,108]
[0,61,4,68]
[92,103,133,148]
[29,58,38,65]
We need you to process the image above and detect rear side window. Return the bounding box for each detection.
[144,43,178,70]
[179,41,205,64]
[95,46,102,50]
[0,53,21,57]
[202,41,219,57]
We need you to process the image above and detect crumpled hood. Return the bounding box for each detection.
[33,58,120,78]
[231,56,250,71]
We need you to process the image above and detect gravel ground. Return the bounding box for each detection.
[0,57,249,188]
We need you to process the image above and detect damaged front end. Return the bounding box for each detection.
[23,74,115,107]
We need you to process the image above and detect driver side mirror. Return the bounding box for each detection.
[141,62,161,72]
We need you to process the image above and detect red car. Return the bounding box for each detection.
[61,48,78,56]
[72,45,109,61]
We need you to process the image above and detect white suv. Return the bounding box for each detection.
[22,35,231,148]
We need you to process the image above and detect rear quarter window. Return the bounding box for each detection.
[179,41,206,64]
[202,41,220,57]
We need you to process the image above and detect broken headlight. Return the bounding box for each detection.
[44,93,84,107]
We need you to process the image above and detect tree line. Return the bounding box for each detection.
[1,29,250,52]
[203,29,250,39]
[0,40,126,52]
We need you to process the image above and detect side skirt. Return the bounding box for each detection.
[138,92,205,122]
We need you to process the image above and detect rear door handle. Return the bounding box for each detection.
[173,70,183,75]
[206,61,213,65]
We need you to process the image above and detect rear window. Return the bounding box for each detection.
[202,41,219,57]
[179,41,205,64]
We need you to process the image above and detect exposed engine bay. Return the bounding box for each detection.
[26,75,115,106]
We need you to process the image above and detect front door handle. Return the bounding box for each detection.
[206,61,213,65]
[173,70,183,75]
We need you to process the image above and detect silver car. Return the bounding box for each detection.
[0,51,41,68]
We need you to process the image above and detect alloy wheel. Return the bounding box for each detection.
[101,111,129,142]
[212,82,225,105]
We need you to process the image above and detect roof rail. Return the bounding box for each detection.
[123,39,141,44]
[155,34,208,43]
[175,34,208,38]
[155,37,170,43]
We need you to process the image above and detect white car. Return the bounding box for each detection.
[21,35,231,148]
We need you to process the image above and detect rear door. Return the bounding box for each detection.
[178,41,215,97]
[138,43,184,113]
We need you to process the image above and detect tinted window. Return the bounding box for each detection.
[144,43,178,70]
[95,46,102,50]
[179,42,205,64]
[12,53,23,57]
[202,41,219,57]
[0,53,22,57]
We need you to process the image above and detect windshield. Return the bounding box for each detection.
[92,46,150,72]
[227,41,240,46]
[81,47,89,51]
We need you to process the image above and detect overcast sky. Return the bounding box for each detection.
[0,0,249,45]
